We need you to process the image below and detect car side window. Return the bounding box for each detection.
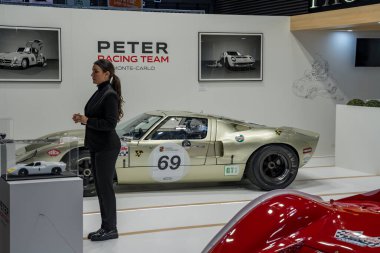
[148,117,208,140]
[35,162,41,166]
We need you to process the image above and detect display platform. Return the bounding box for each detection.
[0,177,83,253]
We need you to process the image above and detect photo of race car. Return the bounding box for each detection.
[218,51,255,70]
[203,188,380,253]
[0,40,46,69]
[15,110,319,196]
[7,161,66,176]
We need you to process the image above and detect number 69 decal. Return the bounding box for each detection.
[158,155,181,170]
[149,143,190,182]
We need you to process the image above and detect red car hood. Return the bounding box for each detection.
[204,189,380,253]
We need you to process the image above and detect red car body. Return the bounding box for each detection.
[203,189,380,253]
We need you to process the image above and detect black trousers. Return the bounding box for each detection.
[90,149,119,230]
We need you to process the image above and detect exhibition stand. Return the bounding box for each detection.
[0,177,83,253]
[335,104,380,175]
[0,141,83,253]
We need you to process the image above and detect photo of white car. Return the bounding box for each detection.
[219,51,255,70]
[7,161,66,176]
[0,40,46,69]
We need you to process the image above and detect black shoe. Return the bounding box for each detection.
[90,228,118,241]
[87,228,104,239]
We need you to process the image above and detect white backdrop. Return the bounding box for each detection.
[2,4,378,159]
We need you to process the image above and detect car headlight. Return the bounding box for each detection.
[231,57,236,62]
[7,168,16,173]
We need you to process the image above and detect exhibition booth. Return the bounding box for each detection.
[0,1,380,252]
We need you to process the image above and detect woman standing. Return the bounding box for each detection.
[72,59,124,241]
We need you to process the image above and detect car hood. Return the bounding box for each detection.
[0,52,27,59]
[203,190,380,253]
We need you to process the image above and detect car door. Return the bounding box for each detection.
[33,162,43,174]
[117,116,213,183]
[130,116,211,164]
[127,116,211,183]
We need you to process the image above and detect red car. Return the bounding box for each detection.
[203,189,380,253]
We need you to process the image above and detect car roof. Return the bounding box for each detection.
[145,110,262,126]
[145,110,209,118]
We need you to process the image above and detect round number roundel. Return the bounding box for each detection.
[148,143,190,182]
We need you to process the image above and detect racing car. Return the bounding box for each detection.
[15,110,319,196]
[7,161,66,176]
[0,40,46,69]
[219,51,255,70]
[203,189,380,253]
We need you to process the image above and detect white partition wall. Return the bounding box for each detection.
[335,104,380,174]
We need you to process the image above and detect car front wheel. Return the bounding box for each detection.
[21,58,29,69]
[75,150,96,197]
[246,145,299,190]
[18,168,29,177]
[39,57,46,67]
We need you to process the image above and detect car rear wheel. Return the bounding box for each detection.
[18,168,28,177]
[51,167,62,175]
[246,145,299,190]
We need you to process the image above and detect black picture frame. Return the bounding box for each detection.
[0,25,62,82]
[198,32,263,82]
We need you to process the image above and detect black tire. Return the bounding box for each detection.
[51,167,62,175]
[225,60,232,70]
[74,150,96,197]
[18,168,29,177]
[39,57,46,67]
[21,58,29,69]
[246,145,299,191]
[62,149,96,197]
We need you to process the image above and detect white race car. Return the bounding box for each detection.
[219,51,255,70]
[7,161,66,176]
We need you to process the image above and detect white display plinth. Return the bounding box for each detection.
[0,177,83,253]
[335,104,380,175]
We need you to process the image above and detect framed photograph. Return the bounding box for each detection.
[198,32,263,82]
[0,26,61,82]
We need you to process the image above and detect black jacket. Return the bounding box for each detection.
[84,81,121,152]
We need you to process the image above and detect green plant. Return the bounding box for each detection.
[365,99,380,107]
[347,99,365,106]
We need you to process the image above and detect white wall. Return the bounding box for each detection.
[293,31,380,101]
[1,4,372,159]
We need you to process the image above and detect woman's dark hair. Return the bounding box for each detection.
[94,59,124,121]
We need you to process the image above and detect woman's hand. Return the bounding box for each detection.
[72,113,88,125]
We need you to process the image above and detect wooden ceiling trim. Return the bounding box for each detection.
[291,3,380,31]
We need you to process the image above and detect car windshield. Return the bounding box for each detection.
[17,47,25,53]
[227,51,240,56]
[116,113,162,140]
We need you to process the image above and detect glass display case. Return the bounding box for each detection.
[1,133,79,181]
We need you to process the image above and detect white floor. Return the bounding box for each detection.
[83,166,380,253]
